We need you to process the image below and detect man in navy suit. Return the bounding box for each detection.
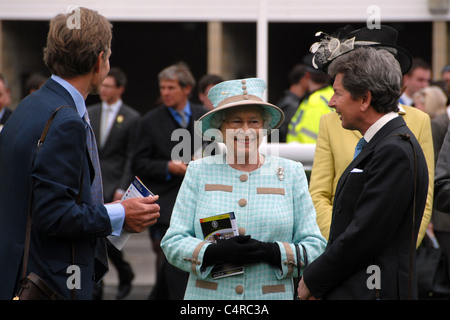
[0,7,160,300]
[298,27,428,300]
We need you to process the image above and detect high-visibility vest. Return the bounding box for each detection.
[286,85,334,144]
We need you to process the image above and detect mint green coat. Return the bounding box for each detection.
[161,154,326,300]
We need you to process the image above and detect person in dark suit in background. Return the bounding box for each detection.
[24,73,47,96]
[0,73,13,129]
[430,97,450,285]
[87,67,140,299]
[275,63,309,142]
[197,73,223,111]
[132,63,208,299]
[298,27,428,300]
[0,7,160,300]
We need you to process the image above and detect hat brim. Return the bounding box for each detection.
[363,43,412,74]
[195,100,285,139]
[316,43,412,75]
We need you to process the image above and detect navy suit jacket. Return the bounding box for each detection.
[0,78,112,300]
[304,116,428,300]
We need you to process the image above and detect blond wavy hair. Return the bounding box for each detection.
[43,7,112,78]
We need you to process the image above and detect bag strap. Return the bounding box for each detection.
[20,106,80,299]
[396,133,417,300]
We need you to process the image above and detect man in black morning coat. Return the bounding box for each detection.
[297,26,428,300]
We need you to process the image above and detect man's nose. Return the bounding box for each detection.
[328,95,337,109]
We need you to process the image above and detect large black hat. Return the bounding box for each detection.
[310,25,412,75]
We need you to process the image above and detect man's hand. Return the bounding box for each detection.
[168,160,187,176]
[297,277,315,300]
[121,196,160,233]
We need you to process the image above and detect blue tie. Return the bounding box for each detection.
[353,137,368,159]
[83,112,109,281]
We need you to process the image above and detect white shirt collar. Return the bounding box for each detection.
[364,112,399,142]
[102,99,122,113]
[399,93,413,107]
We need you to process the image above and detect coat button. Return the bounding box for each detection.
[239,174,248,182]
[238,198,247,207]
[235,285,244,294]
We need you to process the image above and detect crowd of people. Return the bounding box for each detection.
[0,7,449,301]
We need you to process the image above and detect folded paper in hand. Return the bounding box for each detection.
[107,176,154,250]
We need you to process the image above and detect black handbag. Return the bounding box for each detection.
[416,233,450,299]
[13,106,74,300]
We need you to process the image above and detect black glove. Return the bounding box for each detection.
[249,240,282,269]
[202,235,281,269]
[203,235,262,267]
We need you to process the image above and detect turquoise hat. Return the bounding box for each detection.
[195,78,284,138]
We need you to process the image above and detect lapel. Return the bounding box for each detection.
[0,108,12,124]
[88,104,102,142]
[334,116,407,201]
[163,105,181,130]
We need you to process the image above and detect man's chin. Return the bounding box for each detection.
[89,87,101,96]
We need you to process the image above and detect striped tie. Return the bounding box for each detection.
[83,111,109,281]
[83,112,104,205]
[177,110,188,128]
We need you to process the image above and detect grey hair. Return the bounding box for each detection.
[158,63,196,88]
[328,46,402,113]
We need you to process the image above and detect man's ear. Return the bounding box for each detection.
[94,51,105,73]
[183,84,192,96]
[360,90,372,112]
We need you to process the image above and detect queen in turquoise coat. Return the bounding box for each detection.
[161,78,326,300]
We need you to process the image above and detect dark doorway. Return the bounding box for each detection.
[268,22,432,104]
[86,21,208,115]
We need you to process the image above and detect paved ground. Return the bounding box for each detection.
[102,231,156,300]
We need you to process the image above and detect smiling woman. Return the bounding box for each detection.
[220,106,267,171]
[160,77,327,300]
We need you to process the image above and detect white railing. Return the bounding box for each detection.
[260,142,316,171]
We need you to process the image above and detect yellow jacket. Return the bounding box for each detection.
[309,105,434,247]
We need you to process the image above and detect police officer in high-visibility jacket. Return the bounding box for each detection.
[287,59,334,144]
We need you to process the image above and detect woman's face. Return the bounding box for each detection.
[220,105,265,164]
